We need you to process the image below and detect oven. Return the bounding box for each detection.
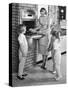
[19,4,38,35]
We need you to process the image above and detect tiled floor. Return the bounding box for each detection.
[12,54,66,87]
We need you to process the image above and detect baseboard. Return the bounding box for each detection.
[36,51,66,64]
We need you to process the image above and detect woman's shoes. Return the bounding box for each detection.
[41,65,47,70]
[52,71,56,74]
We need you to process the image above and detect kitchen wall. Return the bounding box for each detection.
[10,3,38,73]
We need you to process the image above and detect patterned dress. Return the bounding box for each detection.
[38,15,49,55]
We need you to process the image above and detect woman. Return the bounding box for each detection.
[30,8,49,70]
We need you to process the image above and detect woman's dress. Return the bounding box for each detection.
[38,16,49,55]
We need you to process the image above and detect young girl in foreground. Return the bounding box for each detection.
[49,31,62,80]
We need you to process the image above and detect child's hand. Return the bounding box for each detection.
[48,44,52,52]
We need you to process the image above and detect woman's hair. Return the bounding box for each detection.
[52,31,60,40]
[40,8,47,14]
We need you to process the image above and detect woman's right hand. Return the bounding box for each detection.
[29,28,37,33]
[29,28,34,32]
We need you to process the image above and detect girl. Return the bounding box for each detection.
[17,24,28,80]
[49,23,61,73]
[49,30,62,80]
[29,8,49,70]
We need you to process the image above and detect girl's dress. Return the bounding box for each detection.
[53,39,61,65]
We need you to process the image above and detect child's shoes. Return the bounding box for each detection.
[55,75,62,80]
